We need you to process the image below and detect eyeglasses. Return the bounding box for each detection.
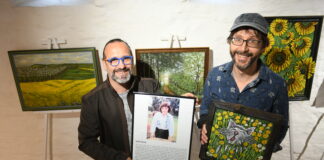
[107,56,133,66]
[231,37,262,48]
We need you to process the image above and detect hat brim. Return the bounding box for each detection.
[230,22,268,34]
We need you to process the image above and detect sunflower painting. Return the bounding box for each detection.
[261,16,323,100]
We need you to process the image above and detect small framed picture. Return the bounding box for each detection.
[200,100,283,160]
[132,92,196,160]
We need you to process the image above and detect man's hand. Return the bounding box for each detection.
[168,136,174,142]
[200,124,208,144]
[126,157,132,160]
[181,93,199,105]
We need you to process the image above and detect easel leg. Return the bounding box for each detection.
[289,105,294,160]
[44,113,53,160]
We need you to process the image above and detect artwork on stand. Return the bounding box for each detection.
[262,16,323,100]
[135,47,209,99]
[199,100,283,160]
[132,92,196,160]
[8,47,102,111]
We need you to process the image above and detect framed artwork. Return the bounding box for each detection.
[132,92,196,160]
[262,16,323,100]
[135,47,209,99]
[8,47,102,111]
[200,100,283,160]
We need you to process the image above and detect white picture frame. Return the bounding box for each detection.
[132,92,196,160]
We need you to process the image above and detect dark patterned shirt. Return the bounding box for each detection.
[200,60,289,143]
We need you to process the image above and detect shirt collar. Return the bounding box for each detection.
[258,61,269,81]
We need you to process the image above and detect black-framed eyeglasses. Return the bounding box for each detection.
[107,56,133,66]
[231,37,262,48]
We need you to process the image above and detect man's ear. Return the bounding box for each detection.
[101,60,108,72]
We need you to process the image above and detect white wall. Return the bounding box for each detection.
[0,0,324,159]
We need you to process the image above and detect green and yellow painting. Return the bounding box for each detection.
[206,109,274,160]
[136,48,209,99]
[9,49,100,111]
[261,17,322,100]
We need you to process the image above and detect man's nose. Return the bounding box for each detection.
[238,41,249,52]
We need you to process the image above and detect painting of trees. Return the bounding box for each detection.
[136,48,209,98]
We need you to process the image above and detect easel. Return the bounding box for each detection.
[161,35,186,48]
[161,35,203,118]
[41,37,67,160]
[44,112,53,160]
[295,80,324,160]
[289,104,294,160]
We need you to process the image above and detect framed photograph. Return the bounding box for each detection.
[135,47,209,99]
[262,16,323,100]
[200,100,283,160]
[132,92,196,160]
[8,47,102,111]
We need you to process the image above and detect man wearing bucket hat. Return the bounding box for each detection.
[198,13,289,152]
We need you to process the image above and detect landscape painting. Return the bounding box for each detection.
[8,48,102,111]
[136,47,209,100]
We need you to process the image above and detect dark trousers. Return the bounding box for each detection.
[155,128,169,139]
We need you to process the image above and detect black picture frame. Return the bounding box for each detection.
[135,47,209,99]
[132,92,196,160]
[262,16,323,101]
[8,47,102,111]
[200,100,283,160]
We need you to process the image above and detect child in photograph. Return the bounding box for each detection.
[150,101,174,141]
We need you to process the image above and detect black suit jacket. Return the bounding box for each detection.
[78,76,159,160]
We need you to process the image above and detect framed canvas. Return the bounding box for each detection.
[135,47,209,100]
[262,16,323,100]
[8,47,102,111]
[132,92,196,160]
[199,100,283,160]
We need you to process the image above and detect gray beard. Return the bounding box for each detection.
[109,68,132,84]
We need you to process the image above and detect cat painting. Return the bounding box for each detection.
[219,119,255,145]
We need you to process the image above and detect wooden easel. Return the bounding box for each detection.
[44,112,53,160]
[161,35,186,48]
[42,37,66,160]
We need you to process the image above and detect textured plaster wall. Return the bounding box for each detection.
[0,0,324,159]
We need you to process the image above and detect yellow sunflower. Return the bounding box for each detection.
[295,22,318,35]
[270,19,288,36]
[262,140,268,145]
[287,71,306,97]
[263,33,275,55]
[266,47,292,73]
[295,57,316,79]
[281,32,295,44]
[291,37,312,57]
